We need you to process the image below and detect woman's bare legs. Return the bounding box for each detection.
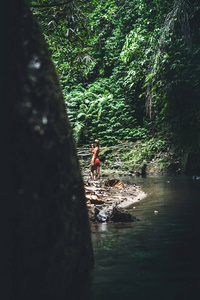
[96,165,100,179]
[90,165,100,180]
[90,170,94,180]
[90,165,95,180]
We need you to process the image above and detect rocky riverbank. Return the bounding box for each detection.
[85,179,147,222]
[78,139,182,179]
[79,140,182,222]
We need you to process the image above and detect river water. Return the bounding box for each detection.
[89,175,200,300]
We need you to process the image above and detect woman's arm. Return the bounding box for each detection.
[90,144,94,153]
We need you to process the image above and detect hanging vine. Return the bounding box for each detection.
[145,0,191,117]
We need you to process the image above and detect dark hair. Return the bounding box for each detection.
[94,139,99,145]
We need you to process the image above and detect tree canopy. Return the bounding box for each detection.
[30,0,200,152]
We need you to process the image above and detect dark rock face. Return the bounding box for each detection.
[185,153,200,176]
[1,1,93,299]
[111,207,139,222]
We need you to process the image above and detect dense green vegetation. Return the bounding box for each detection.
[78,138,181,176]
[30,0,200,156]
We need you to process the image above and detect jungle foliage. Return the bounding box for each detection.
[30,0,200,151]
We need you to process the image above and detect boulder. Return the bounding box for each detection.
[111,207,139,222]
[96,209,111,222]
[93,207,139,223]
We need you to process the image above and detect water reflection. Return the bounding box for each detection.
[90,176,200,300]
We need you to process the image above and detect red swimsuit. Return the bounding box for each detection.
[92,150,100,165]
[95,159,100,165]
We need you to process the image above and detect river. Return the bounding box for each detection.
[89,175,200,300]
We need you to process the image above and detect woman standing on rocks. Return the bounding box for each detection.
[90,139,100,180]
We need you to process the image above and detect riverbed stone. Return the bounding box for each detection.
[111,207,138,222]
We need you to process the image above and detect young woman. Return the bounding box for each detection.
[90,139,100,180]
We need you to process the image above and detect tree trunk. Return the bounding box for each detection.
[1,1,93,299]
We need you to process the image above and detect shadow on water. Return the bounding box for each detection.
[89,175,200,300]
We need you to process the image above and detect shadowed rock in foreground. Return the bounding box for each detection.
[1,1,93,299]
